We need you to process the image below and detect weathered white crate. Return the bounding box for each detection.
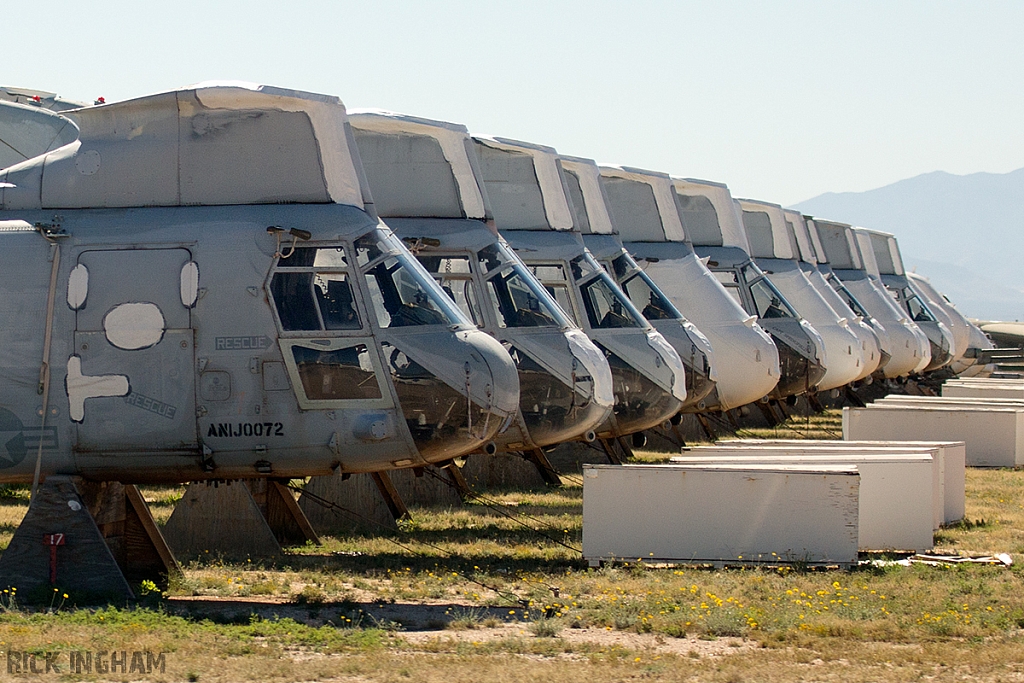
[582,464,859,567]
[707,439,965,525]
[943,384,1024,399]
[876,395,1024,407]
[672,450,934,551]
[844,405,1024,467]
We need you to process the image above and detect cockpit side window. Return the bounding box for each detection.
[611,253,682,321]
[269,247,361,332]
[749,278,796,319]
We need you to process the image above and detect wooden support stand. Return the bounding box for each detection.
[78,481,181,587]
[523,449,563,487]
[370,472,410,522]
[0,477,179,603]
[695,412,718,440]
[162,479,319,559]
[299,472,404,535]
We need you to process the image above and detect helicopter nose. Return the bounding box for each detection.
[764,322,827,399]
[593,331,685,437]
[923,322,955,371]
[650,319,717,413]
[380,328,518,464]
[508,330,613,447]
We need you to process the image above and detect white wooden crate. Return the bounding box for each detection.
[844,405,1024,467]
[706,439,965,525]
[672,450,934,551]
[582,464,859,567]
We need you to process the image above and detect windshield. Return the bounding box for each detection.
[477,243,573,329]
[355,229,466,328]
[571,253,646,329]
[903,289,935,323]
[417,254,483,326]
[742,264,797,319]
[611,252,684,321]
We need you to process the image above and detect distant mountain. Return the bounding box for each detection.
[792,168,1024,321]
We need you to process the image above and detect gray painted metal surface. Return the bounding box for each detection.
[0,83,520,484]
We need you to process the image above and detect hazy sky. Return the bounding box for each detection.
[8,1,1023,205]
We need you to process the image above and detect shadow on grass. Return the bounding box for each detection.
[164,596,533,629]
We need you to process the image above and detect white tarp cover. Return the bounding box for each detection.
[784,210,819,264]
[861,228,905,276]
[738,199,797,260]
[598,166,686,242]
[348,110,487,220]
[472,136,574,231]
[558,155,614,235]
[853,229,882,279]
[909,272,974,355]
[813,219,863,271]
[0,82,365,210]
[0,101,79,171]
[673,178,750,252]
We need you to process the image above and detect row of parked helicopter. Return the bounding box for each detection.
[0,82,995,491]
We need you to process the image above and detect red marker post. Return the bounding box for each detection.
[43,534,65,584]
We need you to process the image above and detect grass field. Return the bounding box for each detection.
[1,410,1023,681]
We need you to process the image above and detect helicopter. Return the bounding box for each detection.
[0,82,521,487]
[652,175,826,401]
[809,218,932,377]
[346,110,614,462]
[469,137,688,450]
[598,170,781,412]
[736,198,872,392]
[556,155,719,415]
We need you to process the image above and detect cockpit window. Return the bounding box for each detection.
[580,276,643,328]
[569,254,601,281]
[477,243,513,276]
[749,278,796,319]
[711,269,745,306]
[270,246,361,332]
[611,253,683,321]
[740,263,797,319]
[528,263,578,324]
[417,255,482,326]
[486,266,560,328]
[904,291,934,323]
[570,253,646,329]
[292,343,382,400]
[477,243,573,329]
[356,231,463,328]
